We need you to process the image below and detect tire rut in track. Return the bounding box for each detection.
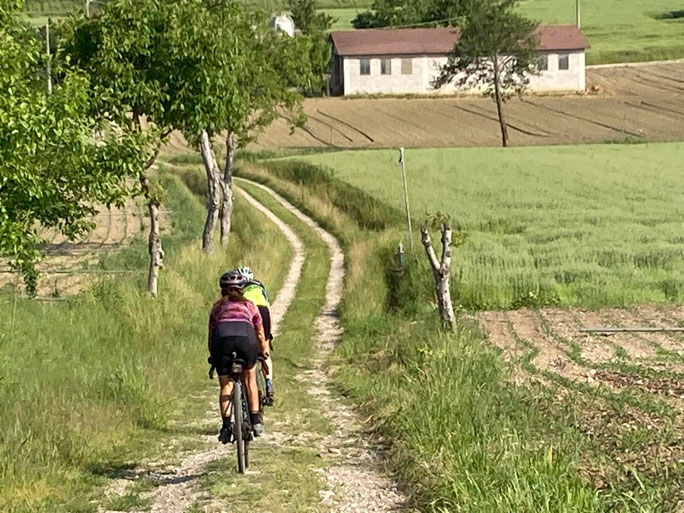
[239,178,412,513]
[98,186,306,513]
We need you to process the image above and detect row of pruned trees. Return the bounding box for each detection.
[1,0,321,297]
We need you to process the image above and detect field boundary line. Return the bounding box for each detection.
[588,58,684,69]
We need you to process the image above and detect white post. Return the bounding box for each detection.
[45,19,52,95]
[398,147,413,252]
[576,0,581,29]
[85,0,90,17]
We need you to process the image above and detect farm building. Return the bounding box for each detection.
[329,25,589,96]
[269,13,296,37]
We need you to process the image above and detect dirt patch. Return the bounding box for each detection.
[480,307,684,391]
[505,308,590,381]
[476,311,533,386]
[595,370,684,399]
[540,308,617,365]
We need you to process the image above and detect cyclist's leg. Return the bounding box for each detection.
[258,306,275,403]
[218,375,234,419]
[244,366,265,436]
[243,367,260,414]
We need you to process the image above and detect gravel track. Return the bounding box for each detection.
[97,178,410,512]
[239,178,412,513]
[98,186,306,513]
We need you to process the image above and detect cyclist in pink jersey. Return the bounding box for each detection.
[209,271,270,442]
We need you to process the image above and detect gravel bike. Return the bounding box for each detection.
[226,355,267,474]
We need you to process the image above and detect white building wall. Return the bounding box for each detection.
[343,51,585,96]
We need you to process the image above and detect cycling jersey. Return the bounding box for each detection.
[242,280,270,307]
[209,297,262,335]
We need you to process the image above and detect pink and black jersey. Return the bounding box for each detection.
[209,297,263,336]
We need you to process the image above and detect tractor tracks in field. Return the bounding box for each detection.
[98,179,410,512]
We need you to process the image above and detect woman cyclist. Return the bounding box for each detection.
[209,271,270,443]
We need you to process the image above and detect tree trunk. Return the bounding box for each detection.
[199,130,221,254]
[420,224,456,329]
[219,131,236,246]
[140,174,164,298]
[493,55,509,148]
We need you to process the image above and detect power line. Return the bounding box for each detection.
[376,16,461,30]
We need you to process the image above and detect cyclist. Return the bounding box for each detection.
[236,266,275,405]
[209,271,270,443]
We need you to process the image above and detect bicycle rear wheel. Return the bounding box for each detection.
[234,381,246,474]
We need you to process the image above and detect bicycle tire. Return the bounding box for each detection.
[234,381,246,474]
[256,368,267,410]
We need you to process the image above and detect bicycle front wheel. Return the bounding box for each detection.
[234,381,246,474]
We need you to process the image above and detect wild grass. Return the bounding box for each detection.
[238,159,684,512]
[0,166,293,512]
[293,142,684,310]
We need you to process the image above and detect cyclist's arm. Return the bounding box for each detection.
[208,307,217,353]
[250,302,270,357]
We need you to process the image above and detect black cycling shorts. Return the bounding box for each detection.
[211,322,258,375]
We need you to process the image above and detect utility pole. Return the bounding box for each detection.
[45,19,52,95]
[398,147,413,252]
[576,0,581,29]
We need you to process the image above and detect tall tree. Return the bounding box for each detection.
[287,0,333,95]
[352,0,474,29]
[60,0,174,296]
[433,0,539,147]
[288,0,333,32]
[213,9,308,247]
[0,0,150,295]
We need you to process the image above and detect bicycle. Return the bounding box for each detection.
[224,355,267,474]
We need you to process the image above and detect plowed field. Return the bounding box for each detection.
[253,62,684,150]
[477,307,684,507]
[0,200,147,297]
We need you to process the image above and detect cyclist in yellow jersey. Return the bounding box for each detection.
[236,266,275,405]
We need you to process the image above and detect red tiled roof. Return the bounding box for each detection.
[331,25,589,57]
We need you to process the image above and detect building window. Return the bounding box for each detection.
[538,54,548,71]
[360,59,370,76]
[381,58,392,75]
[558,54,570,70]
[401,58,413,75]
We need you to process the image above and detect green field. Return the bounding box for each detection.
[293,142,684,309]
[323,0,684,64]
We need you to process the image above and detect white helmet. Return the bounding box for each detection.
[236,265,254,281]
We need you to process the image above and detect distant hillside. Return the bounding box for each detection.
[22,0,371,15]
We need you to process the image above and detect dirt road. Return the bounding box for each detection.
[97,179,410,512]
